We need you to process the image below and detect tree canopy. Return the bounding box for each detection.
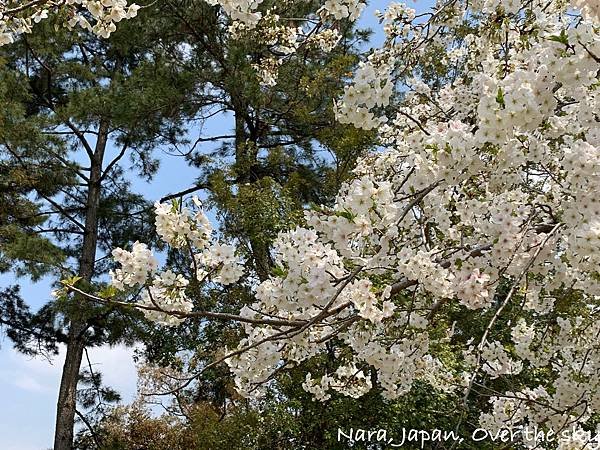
[2,0,600,449]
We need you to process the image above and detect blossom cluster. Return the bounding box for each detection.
[110,198,244,325]
[321,0,365,21]
[111,242,157,289]
[210,0,369,86]
[99,0,600,446]
[0,0,139,45]
[334,62,393,130]
[154,199,212,249]
[205,0,263,27]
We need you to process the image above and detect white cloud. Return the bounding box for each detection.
[13,374,46,393]
[0,343,139,450]
[1,343,139,400]
[85,345,140,402]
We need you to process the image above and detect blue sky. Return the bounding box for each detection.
[0,150,198,449]
[0,2,436,448]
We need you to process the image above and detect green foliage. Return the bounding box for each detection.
[3,2,381,448]
[0,285,64,357]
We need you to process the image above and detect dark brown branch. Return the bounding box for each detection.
[159,183,211,203]
[64,284,305,328]
[74,409,101,450]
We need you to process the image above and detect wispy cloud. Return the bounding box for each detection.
[0,343,139,449]
[1,343,139,397]
[13,375,46,393]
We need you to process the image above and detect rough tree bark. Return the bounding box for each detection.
[53,121,108,450]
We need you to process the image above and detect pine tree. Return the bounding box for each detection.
[0,11,196,449]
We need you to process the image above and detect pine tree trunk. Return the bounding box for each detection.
[232,109,272,281]
[53,121,108,450]
[53,325,87,450]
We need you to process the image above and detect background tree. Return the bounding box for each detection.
[105,1,384,448]
[1,1,376,448]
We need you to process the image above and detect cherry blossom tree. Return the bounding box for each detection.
[52,0,600,446]
[0,0,140,45]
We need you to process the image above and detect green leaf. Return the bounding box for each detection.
[548,30,568,45]
[98,285,118,299]
[271,266,288,278]
[61,275,82,287]
[496,87,505,107]
[335,210,355,222]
